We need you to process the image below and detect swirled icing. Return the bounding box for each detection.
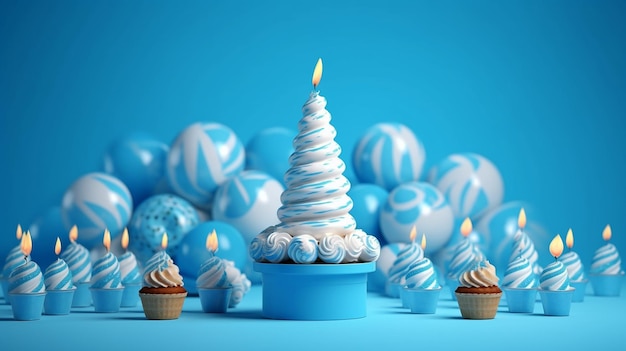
[196,256,230,289]
[343,232,365,263]
[249,227,273,262]
[511,230,542,275]
[590,243,623,275]
[288,235,319,264]
[318,235,346,263]
[458,260,499,288]
[359,232,381,262]
[44,258,74,290]
[559,251,587,282]
[91,252,123,289]
[118,251,141,285]
[143,251,184,288]
[405,257,439,289]
[8,259,45,294]
[224,260,250,307]
[60,241,92,283]
[388,243,424,284]
[2,245,24,278]
[539,261,571,291]
[264,232,292,263]
[502,255,538,289]
[446,239,477,279]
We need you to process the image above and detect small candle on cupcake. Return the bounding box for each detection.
[511,208,542,275]
[118,228,142,307]
[1,225,25,300]
[43,237,75,315]
[502,239,538,313]
[558,228,588,302]
[8,232,46,320]
[589,225,624,296]
[403,234,442,314]
[445,218,479,301]
[538,234,574,316]
[90,229,124,313]
[196,230,232,313]
[60,225,92,307]
[386,225,424,298]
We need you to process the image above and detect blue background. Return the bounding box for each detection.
[1,0,625,267]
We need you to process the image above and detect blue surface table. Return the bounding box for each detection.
[1,284,625,350]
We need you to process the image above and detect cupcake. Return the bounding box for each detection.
[589,225,624,297]
[386,228,424,298]
[196,256,231,313]
[8,234,47,321]
[43,241,76,315]
[455,259,502,320]
[139,250,187,320]
[559,229,588,302]
[224,259,251,308]
[1,244,24,303]
[60,226,93,307]
[90,241,124,313]
[538,234,574,316]
[502,254,538,313]
[510,229,542,275]
[445,237,479,301]
[118,229,142,307]
[403,251,441,314]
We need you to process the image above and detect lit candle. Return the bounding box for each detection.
[460,217,472,240]
[312,58,323,90]
[206,229,219,255]
[420,233,426,252]
[518,208,526,231]
[21,231,32,260]
[69,225,78,244]
[602,224,612,242]
[161,233,168,251]
[549,234,564,261]
[565,228,574,252]
[16,224,23,241]
[121,228,129,252]
[55,237,62,257]
[410,225,417,243]
[103,229,111,253]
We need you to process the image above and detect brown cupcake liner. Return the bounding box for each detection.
[139,292,187,320]
[455,292,502,320]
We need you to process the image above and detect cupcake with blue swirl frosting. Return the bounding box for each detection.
[403,255,441,314]
[502,255,538,313]
[43,254,75,315]
[90,247,124,313]
[559,228,588,302]
[589,225,624,297]
[8,256,46,320]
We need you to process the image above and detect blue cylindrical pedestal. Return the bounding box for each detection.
[254,262,375,320]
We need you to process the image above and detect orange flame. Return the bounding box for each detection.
[518,208,526,229]
[69,225,78,243]
[161,233,168,250]
[460,217,472,238]
[55,237,62,256]
[21,232,32,257]
[409,225,417,242]
[312,58,323,89]
[549,234,564,259]
[206,230,219,253]
[121,228,129,250]
[602,224,612,241]
[103,229,111,252]
[566,228,574,249]
[16,224,23,240]
[420,234,426,251]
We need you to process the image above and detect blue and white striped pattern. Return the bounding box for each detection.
[511,231,542,275]
[287,235,318,264]
[502,255,538,288]
[90,252,122,289]
[405,257,439,290]
[446,239,478,279]
[61,172,133,249]
[196,256,230,289]
[388,243,424,284]
[352,122,425,191]
[166,122,245,208]
[590,243,623,275]
[44,258,74,290]
[540,261,571,291]
[60,242,92,283]
[559,251,586,282]
[118,251,141,285]
[8,259,45,294]
[2,245,24,278]
[318,235,346,264]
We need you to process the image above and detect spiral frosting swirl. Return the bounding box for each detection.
[539,261,571,291]
[8,259,45,294]
[405,257,439,289]
[224,260,250,307]
[511,230,542,275]
[196,256,230,289]
[60,241,92,283]
[388,243,424,284]
[447,239,477,279]
[118,251,141,285]
[502,255,538,289]
[318,235,346,263]
[264,232,292,263]
[288,235,319,264]
[143,251,184,288]
[590,243,623,275]
[343,232,365,263]
[359,232,381,262]
[458,260,499,288]
[44,258,74,290]
[559,251,587,282]
[2,245,24,278]
[91,252,123,289]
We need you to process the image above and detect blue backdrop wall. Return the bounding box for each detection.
[1,0,625,268]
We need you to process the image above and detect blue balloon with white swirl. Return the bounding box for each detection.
[379,182,454,254]
[166,122,245,209]
[61,173,133,250]
[211,170,284,244]
[352,123,425,191]
[427,153,504,220]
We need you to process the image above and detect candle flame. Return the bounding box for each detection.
[121,228,129,250]
[409,225,417,242]
[161,233,168,250]
[206,229,219,253]
[460,217,472,237]
[549,234,564,259]
[566,228,574,249]
[312,58,323,89]
[69,225,78,243]
[55,237,62,256]
[420,234,426,251]
[103,229,111,252]
[518,208,526,229]
[16,224,23,240]
[602,224,612,241]
[21,232,32,257]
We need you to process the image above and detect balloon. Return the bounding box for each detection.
[348,183,389,246]
[245,126,295,186]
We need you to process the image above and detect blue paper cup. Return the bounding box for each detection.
[569,280,588,302]
[539,289,574,316]
[404,287,441,314]
[446,277,459,301]
[44,288,75,315]
[400,286,410,308]
[504,288,537,313]
[72,282,92,307]
[198,288,232,313]
[589,274,624,297]
[90,288,124,313]
[10,292,46,320]
[385,281,402,298]
[121,283,141,307]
